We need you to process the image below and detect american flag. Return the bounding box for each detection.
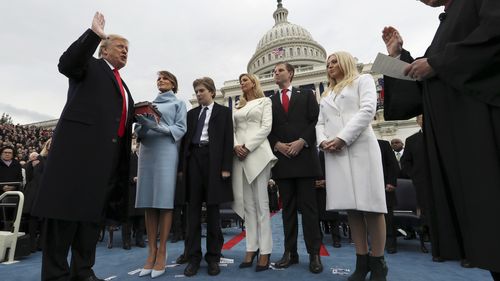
[377,78,384,110]
[272,47,285,57]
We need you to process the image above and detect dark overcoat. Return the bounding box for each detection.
[32,29,134,223]
[384,0,500,270]
[179,103,233,205]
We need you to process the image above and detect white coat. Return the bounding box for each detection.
[232,97,277,218]
[316,74,387,213]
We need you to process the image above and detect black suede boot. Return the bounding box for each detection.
[369,255,388,281]
[348,254,370,281]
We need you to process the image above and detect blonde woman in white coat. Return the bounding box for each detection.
[316,52,388,281]
[232,73,277,272]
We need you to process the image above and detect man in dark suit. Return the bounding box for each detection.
[0,146,23,229]
[377,140,400,254]
[0,146,23,195]
[268,62,323,274]
[180,77,233,277]
[32,12,134,281]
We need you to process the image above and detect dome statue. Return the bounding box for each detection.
[248,0,327,75]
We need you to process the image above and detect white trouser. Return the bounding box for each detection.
[243,163,273,254]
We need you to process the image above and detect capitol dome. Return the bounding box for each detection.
[248,0,327,75]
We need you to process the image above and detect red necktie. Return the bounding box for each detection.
[113,69,127,137]
[281,89,289,113]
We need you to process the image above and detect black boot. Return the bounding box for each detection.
[369,255,388,281]
[348,254,370,281]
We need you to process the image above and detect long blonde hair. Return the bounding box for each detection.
[322,51,359,98]
[236,73,265,109]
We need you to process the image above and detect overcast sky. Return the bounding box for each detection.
[0,0,442,125]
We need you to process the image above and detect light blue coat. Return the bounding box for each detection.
[135,91,187,209]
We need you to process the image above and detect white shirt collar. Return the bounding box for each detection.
[103,58,115,70]
[202,102,214,111]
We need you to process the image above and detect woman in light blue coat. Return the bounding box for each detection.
[134,70,187,278]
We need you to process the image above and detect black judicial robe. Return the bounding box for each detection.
[384,0,500,271]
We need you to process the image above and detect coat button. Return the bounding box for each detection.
[116,117,120,122]
[112,138,117,143]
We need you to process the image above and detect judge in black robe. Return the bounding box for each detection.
[382,0,500,275]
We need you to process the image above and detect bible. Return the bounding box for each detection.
[134,101,162,123]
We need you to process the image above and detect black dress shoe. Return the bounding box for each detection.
[207,261,221,276]
[239,250,259,268]
[309,254,323,274]
[81,275,104,281]
[184,262,200,277]
[176,254,189,264]
[274,251,299,268]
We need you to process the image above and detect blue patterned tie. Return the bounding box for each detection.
[192,107,208,144]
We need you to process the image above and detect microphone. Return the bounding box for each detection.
[439,12,447,21]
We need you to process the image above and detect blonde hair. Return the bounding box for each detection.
[236,73,265,109]
[98,34,128,57]
[322,51,359,98]
[40,138,51,157]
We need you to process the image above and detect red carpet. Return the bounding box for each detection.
[222,211,281,250]
[319,243,329,256]
[222,231,246,250]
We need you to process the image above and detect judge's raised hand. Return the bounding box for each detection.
[382,26,403,57]
[404,58,436,81]
[91,12,107,39]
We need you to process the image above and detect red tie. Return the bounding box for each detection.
[281,89,289,113]
[113,69,127,137]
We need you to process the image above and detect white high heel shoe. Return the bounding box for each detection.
[138,268,152,277]
[151,253,167,278]
[151,268,165,278]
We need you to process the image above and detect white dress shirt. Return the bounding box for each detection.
[198,102,214,143]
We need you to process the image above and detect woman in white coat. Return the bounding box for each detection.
[316,52,388,281]
[232,73,277,272]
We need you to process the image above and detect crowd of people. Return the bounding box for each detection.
[0,123,52,163]
[1,1,499,280]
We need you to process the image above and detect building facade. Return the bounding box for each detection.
[189,0,419,142]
